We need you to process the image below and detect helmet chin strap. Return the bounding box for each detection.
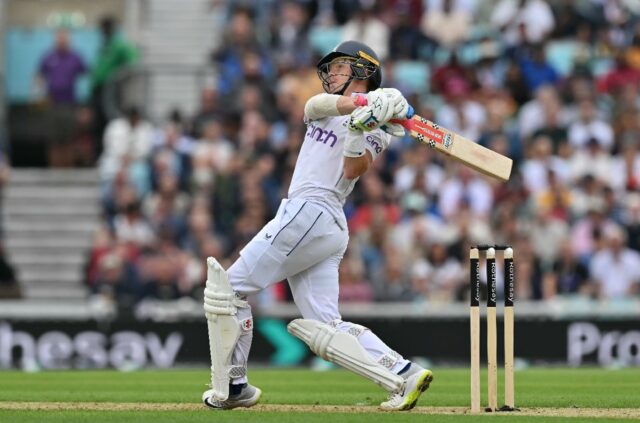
[332,75,355,96]
[336,78,352,96]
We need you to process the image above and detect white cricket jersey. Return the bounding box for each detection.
[288,114,391,225]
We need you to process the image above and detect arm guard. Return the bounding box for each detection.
[304,94,341,121]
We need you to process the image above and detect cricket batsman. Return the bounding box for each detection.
[202,40,433,411]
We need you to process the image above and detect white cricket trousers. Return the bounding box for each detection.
[226,198,409,384]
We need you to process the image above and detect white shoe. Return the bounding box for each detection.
[202,383,262,410]
[380,365,433,411]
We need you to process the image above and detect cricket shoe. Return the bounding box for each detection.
[380,364,433,411]
[202,383,262,410]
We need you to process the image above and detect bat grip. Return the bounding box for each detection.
[353,95,414,129]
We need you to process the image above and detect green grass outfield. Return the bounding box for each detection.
[1,368,639,422]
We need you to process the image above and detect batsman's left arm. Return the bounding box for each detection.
[343,129,373,180]
[343,128,389,180]
[304,94,360,121]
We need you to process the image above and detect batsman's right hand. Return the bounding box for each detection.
[380,122,406,137]
[348,89,394,132]
[380,88,410,120]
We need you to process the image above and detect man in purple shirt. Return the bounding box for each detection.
[36,29,88,166]
[38,29,87,104]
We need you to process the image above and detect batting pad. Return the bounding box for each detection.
[204,257,243,401]
[287,319,404,392]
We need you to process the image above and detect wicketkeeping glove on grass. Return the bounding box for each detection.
[348,89,394,132]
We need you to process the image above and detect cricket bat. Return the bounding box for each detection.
[354,98,513,181]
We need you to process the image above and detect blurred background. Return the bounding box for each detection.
[0,0,639,371]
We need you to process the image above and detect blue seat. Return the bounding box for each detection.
[392,61,430,94]
[308,26,343,55]
[545,40,581,76]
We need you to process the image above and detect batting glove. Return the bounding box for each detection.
[381,88,410,120]
[381,122,406,137]
[348,89,394,132]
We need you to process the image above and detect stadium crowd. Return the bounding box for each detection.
[83,0,640,310]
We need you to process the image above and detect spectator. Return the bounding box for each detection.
[408,258,432,300]
[143,173,190,243]
[529,205,570,268]
[35,28,87,167]
[269,1,312,69]
[490,0,555,48]
[341,1,390,60]
[596,52,640,95]
[191,119,235,192]
[92,251,142,310]
[625,25,640,70]
[181,201,215,257]
[531,103,569,155]
[589,224,640,300]
[542,239,591,299]
[393,145,445,201]
[504,58,531,106]
[380,0,423,27]
[36,29,87,105]
[425,242,465,302]
[472,39,507,92]
[191,87,222,138]
[387,5,426,60]
[518,85,570,140]
[623,193,640,253]
[521,135,569,195]
[150,120,194,192]
[518,43,561,94]
[534,168,573,221]
[390,192,452,256]
[113,199,155,250]
[438,166,494,220]
[568,137,614,184]
[567,99,614,152]
[435,78,487,142]
[89,16,139,148]
[338,253,375,302]
[349,173,401,234]
[370,245,414,301]
[99,107,154,199]
[430,52,473,97]
[570,197,618,262]
[609,140,640,192]
[139,238,187,300]
[213,7,271,96]
[420,0,472,50]
[513,234,544,300]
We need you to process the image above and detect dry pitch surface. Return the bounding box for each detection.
[1,402,640,419]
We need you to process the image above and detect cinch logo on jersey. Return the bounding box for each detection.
[306,123,338,147]
[366,135,382,154]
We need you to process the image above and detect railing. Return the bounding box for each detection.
[1,296,639,321]
[101,63,218,122]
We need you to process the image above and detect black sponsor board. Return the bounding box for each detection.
[0,317,638,369]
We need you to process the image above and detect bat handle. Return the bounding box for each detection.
[405,105,415,119]
[390,105,415,123]
[353,95,414,129]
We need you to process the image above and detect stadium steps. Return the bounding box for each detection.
[138,0,217,121]
[2,168,101,300]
